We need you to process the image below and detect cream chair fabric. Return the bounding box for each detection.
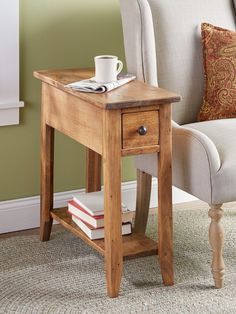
[120,0,236,288]
[120,0,236,124]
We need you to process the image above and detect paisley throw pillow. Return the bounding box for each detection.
[198,23,236,121]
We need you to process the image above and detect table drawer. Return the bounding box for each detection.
[122,110,159,149]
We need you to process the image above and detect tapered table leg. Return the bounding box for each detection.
[134,169,152,234]
[103,110,123,298]
[86,148,102,193]
[158,103,174,285]
[40,85,54,241]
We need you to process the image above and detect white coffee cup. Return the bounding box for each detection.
[94,55,123,83]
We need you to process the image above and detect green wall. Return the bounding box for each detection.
[0,0,135,202]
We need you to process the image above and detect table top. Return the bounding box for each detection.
[34,68,181,110]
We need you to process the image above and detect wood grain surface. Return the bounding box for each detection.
[122,110,159,149]
[34,68,181,110]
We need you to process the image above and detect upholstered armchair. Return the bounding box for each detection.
[120,0,236,288]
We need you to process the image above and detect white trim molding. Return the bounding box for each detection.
[0,101,24,126]
[0,179,197,234]
[0,0,23,126]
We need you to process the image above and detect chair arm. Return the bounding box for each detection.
[172,122,221,174]
[134,121,221,203]
[172,122,221,203]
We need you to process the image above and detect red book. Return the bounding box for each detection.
[72,215,132,240]
[68,200,134,229]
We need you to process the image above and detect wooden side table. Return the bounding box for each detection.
[34,68,180,298]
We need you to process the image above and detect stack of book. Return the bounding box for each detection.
[68,191,134,240]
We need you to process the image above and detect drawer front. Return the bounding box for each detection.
[122,111,159,149]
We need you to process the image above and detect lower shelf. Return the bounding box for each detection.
[51,207,158,259]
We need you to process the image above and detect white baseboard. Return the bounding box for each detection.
[0,179,197,234]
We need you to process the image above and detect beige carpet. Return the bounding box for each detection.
[0,201,236,313]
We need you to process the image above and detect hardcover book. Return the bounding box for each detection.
[72,215,132,240]
[72,191,129,216]
[68,200,134,229]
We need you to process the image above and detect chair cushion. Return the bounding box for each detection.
[198,23,236,121]
[134,119,236,204]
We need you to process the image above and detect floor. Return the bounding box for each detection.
[1,201,236,313]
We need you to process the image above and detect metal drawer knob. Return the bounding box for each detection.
[138,126,147,136]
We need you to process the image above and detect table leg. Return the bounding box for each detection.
[86,148,102,193]
[158,103,174,285]
[103,110,123,298]
[134,170,152,234]
[40,89,54,241]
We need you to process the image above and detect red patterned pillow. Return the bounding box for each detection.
[198,23,236,121]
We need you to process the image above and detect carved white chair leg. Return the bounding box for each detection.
[208,204,225,288]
